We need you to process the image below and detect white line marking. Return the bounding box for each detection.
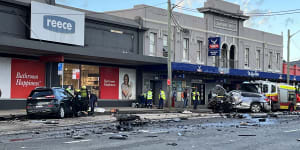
[284,129,300,133]
[64,139,91,144]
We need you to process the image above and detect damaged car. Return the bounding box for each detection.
[208,85,271,113]
[230,90,271,113]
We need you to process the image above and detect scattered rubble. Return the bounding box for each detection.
[238,134,256,136]
[167,142,178,146]
[109,135,128,140]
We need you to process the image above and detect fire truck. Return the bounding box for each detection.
[241,80,299,111]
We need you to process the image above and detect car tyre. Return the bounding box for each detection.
[57,105,65,119]
[251,103,261,113]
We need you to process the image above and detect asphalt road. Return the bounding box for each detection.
[1,113,300,150]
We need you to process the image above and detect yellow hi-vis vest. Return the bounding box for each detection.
[143,93,147,99]
[159,90,166,100]
[147,91,153,100]
[192,92,200,100]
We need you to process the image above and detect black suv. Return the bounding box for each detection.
[26,87,80,118]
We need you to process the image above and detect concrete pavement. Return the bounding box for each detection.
[0,107,212,120]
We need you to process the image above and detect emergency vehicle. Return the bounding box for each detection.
[241,80,299,111]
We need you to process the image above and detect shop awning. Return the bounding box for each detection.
[0,36,167,66]
[172,62,300,82]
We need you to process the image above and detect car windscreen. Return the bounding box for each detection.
[29,90,53,99]
[240,84,259,93]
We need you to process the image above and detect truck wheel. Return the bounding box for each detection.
[251,103,261,113]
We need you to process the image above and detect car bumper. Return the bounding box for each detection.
[26,106,59,115]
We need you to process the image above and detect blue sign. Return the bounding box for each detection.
[208,37,221,56]
[43,15,75,33]
[58,63,64,75]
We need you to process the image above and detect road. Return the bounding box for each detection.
[0,113,300,150]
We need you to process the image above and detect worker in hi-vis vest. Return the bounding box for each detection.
[158,88,166,109]
[147,89,153,109]
[192,89,200,109]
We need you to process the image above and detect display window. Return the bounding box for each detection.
[60,64,99,98]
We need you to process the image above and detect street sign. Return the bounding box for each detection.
[58,63,63,75]
[208,37,221,56]
[167,79,171,85]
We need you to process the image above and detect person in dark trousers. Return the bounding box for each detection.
[158,88,166,109]
[147,89,153,109]
[192,90,200,109]
[88,92,98,115]
[183,89,188,108]
[72,89,81,117]
[80,86,89,111]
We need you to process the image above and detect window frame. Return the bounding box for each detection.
[149,32,156,56]
[183,38,189,61]
[244,48,250,68]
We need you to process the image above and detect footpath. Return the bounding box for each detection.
[0,107,212,120]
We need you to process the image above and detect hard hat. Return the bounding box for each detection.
[81,86,86,89]
[75,89,80,92]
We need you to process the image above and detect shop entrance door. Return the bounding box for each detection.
[150,80,162,105]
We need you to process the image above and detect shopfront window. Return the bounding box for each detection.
[60,64,99,98]
[81,65,100,98]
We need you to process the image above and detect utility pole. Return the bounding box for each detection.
[167,0,172,108]
[287,29,290,85]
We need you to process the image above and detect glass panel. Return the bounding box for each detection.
[81,65,100,98]
[61,63,80,92]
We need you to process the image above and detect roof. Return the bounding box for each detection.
[197,7,249,21]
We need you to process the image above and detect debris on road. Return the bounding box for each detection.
[44,120,59,125]
[240,122,249,126]
[109,135,128,140]
[258,118,266,122]
[182,110,192,114]
[251,113,268,118]
[72,136,84,140]
[238,134,256,136]
[167,142,178,146]
[297,139,300,141]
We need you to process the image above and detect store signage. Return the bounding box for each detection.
[30,1,85,46]
[218,68,230,74]
[72,69,80,79]
[43,16,75,33]
[11,59,45,98]
[248,71,259,77]
[196,66,202,72]
[208,37,221,56]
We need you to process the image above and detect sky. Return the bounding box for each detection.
[55,0,300,62]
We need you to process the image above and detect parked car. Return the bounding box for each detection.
[26,87,75,118]
[229,90,271,113]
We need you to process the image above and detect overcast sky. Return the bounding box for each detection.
[56,0,300,62]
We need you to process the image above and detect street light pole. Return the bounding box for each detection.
[287,29,290,85]
[167,0,172,108]
[287,29,300,85]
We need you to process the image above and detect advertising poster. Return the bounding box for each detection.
[11,59,45,98]
[119,68,136,100]
[0,57,11,99]
[100,67,119,99]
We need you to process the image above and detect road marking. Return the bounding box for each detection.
[284,129,300,133]
[64,139,91,144]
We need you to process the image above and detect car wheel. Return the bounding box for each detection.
[57,106,65,119]
[251,103,261,113]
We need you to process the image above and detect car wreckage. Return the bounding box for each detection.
[208,85,271,113]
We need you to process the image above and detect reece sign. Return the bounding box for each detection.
[31,1,85,46]
[208,37,221,56]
